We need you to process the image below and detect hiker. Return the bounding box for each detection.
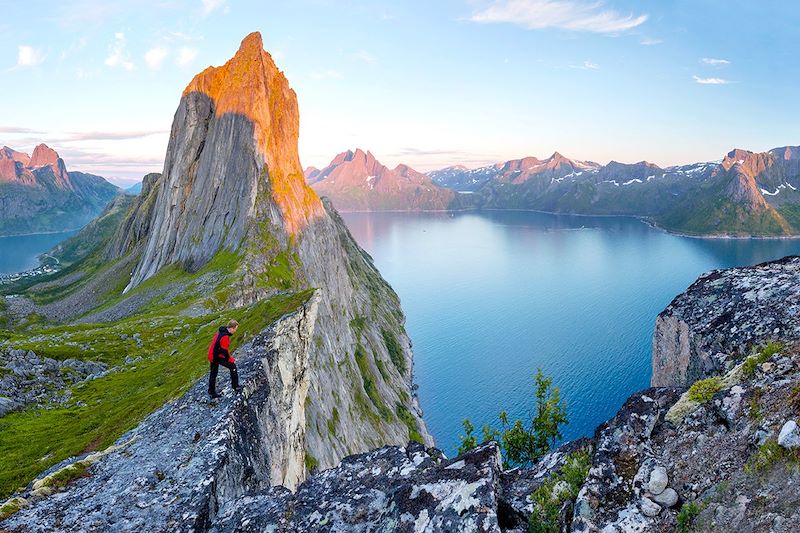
[208,319,240,399]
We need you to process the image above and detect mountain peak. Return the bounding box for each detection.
[181,31,322,236]
[29,143,60,167]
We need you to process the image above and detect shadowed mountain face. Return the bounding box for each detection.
[425,146,800,236]
[0,144,120,236]
[306,149,456,211]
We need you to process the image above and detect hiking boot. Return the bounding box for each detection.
[209,391,221,399]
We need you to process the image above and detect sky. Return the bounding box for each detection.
[1,0,798,185]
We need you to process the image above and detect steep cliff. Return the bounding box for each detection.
[108,31,430,465]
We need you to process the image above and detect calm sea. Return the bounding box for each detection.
[0,231,77,274]
[341,211,800,456]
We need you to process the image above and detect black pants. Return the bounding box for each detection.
[209,358,239,393]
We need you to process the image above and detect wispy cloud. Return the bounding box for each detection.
[0,126,43,134]
[700,57,730,66]
[144,46,169,70]
[201,0,226,16]
[471,0,647,34]
[693,75,730,85]
[17,45,45,67]
[176,47,197,67]
[105,32,134,70]
[353,50,378,64]
[62,130,168,141]
[309,70,343,81]
[640,37,662,46]
[570,60,599,70]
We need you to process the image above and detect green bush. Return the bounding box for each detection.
[528,450,591,533]
[676,501,703,532]
[687,377,722,403]
[743,341,784,377]
[459,369,568,468]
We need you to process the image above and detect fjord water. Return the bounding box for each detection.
[0,230,77,274]
[342,211,800,456]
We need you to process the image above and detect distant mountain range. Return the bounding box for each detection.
[305,149,454,211]
[0,144,121,236]
[308,145,800,237]
[125,182,143,194]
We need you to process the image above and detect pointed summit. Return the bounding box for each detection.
[126,31,324,289]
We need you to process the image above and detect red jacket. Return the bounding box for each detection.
[207,327,235,363]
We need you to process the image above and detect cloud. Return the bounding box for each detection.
[640,37,662,46]
[700,57,730,66]
[144,47,169,70]
[105,32,134,70]
[309,69,343,80]
[693,75,730,85]
[62,130,168,141]
[570,60,599,70]
[201,0,225,16]
[353,50,378,64]
[0,126,43,134]
[471,0,647,33]
[17,45,45,67]
[176,47,197,67]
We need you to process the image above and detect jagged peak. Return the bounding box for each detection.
[29,143,60,167]
[180,31,322,236]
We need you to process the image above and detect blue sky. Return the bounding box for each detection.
[1,0,798,185]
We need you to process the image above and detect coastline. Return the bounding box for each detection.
[336,204,800,241]
[0,227,82,239]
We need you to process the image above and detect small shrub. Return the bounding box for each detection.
[528,450,591,533]
[304,452,319,473]
[676,501,703,533]
[458,369,568,468]
[743,341,784,377]
[745,440,784,474]
[687,377,722,403]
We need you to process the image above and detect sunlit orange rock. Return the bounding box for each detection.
[183,32,323,235]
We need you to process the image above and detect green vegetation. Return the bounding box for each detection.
[743,341,784,377]
[0,496,26,520]
[304,452,319,473]
[354,344,391,419]
[459,369,568,468]
[381,328,406,374]
[396,403,423,444]
[0,289,313,498]
[744,440,799,474]
[676,501,704,533]
[327,407,340,437]
[528,450,591,533]
[39,461,89,490]
[687,377,722,403]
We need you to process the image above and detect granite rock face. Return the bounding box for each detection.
[106,31,431,475]
[652,255,800,387]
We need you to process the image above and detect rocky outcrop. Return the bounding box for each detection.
[0,144,120,235]
[3,296,319,531]
[0,349,108,416]
[126,32,322,289]
[105,172,163,259]
[652,256,800,387]
[308,149,456,211]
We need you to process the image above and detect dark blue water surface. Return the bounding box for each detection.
[0,231,77,274]
[341,211,800,456]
